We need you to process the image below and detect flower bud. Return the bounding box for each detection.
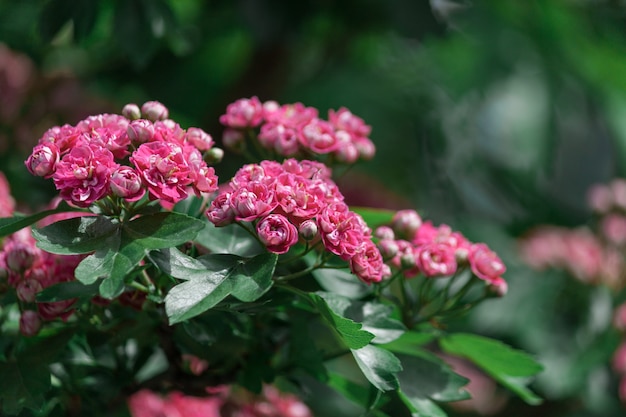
[298,220,318,240]
[19,310,42,337]
[487,278,508,297]
[16,278,43,303]
[110,166,146,201]
[25,143,59,178]
[182,354,209,376]
[335,142,359,164]
[5,242,37,272]
[122,103,141,120]
[186,127,214,151]
[400,251,417,269]
[222,128,245,151]
[374,226,395,240]
[392,209,422,239]
[377,239,399,260]
[355,137,376,160]
[204,147,224,165]
[141,101,169,122]
[127,119,155,143]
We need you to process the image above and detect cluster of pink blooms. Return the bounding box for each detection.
[206,159,390,284]
[519,179,626,288]
[220,97,375,163]
[0,175,83,336]
[128,385,312,417]
[375,210,508,294]
[24,101,219,208]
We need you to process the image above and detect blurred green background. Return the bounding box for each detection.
[2,0,626,415]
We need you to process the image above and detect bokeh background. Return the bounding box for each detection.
[2,0,626,416]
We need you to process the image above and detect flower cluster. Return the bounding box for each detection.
[376,210,508,294]
[24,101,220,209]
[206,159,390,283]
[0,224,82,336]
[128,385,312,417]
[220,97,375,163]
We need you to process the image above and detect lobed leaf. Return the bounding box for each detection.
[439,333,544,405]
[351,345,402,392]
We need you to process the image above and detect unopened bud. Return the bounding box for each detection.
[400,251,417,269]
[127,119,155,143]
[335,142,359,164]
[16,279,43,303]
[374,226,395,241]
[19,310,42,337]
[186,127,214,151]
[122,103,141,120]
[6,243,37,272]
[204,147,224,165]
[487,278,508,297]
[298,220,318,240]
[110,166,145,201]
[377,239,399,260]
[392,209,422,239]
[222,128,245,151]
[141,101,169,122]
[355,137,376,160]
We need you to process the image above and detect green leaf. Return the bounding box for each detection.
[0,330,72,414]
[33,215,119,255]
[123,212,204,249]
[439,333,543,405]
[0,204,77,238]
[165,268,234,324]
[351,344,402,392]
[380,330,437,356]
[36,280,101,302]
[397,393,447,417]
[195,221,264,257]
[396,351,469,405]
[327,371,373,408]
[148,248,240,280]
[289,315,328,381]
[229,253,277,302]
[308,293,374,350]
[312,266,373,299]
[318,292,405,344]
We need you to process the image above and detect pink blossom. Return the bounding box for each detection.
[392,209,422,239]
[350,241,388,284]
[52,139,119,207]
[374,226,395,241]
[185,127,214,151]
[222,128,245,149]
[353,136,376,160]
[611,179,626,210]
[77,113,131,159]
[19,311,42,337]
[328,107,371,138]
[264,102,318,127]
[131,141,192,204]
[377,238,399,260]
[206,192,235,226]
[38,124,81,154]
[110,166,146,202]
[416,242,457,277]
[274,173,324,222]
[183,146,219,196]
[259,122,300,156]
[16,279,43,302]
[0,171,14,216]
[317,203,370,260]
[298,118,339,154]
[141,101,169,122]
[256,214,299,254]
[25,143,60,178]
[220,96,264,128]
[182,354,209,376]
[601,213,626,246]
[127,119,155,143]
[37,299,76,321]
[487,276,508,297]
[298,219,318,240]
[4,240,39,272]
[128,390,222,417]
[122,103,141,120]
[587,183,612,213]
[468,243,506,284]
[230,182,277,222]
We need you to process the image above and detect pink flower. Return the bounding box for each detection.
[141,101,169,122]
[274,173,324,222]
[256,214,299,254]
[4,240,39,272]
[52,139,119,207]
[468,243,506,284]
[0,171,14,217]
[206,192,235,226]
[19,311,41,337]
[25,143,59,178]
[77,113,131,159]
[128,390,222,417]
[298,119,339,154]
[230,182,276,222]
[185,127,214,151]
[122,103,141,120]
[601,213,626,246]
[416,242,457,277]
[317,203,370,260]
[219,96,264,128]
[182,354,209,376]
[350,241,388,284]
[16,279,43,302]
[393,210,422,239]
[127,119,155,143]
[222,128,245,149]
[38,124,81,154]
[183,146,219,196]
[587,183,612,213]
[37,299,75,321]
[110,166,146,202]
[328,107,371,138]
[259,122,300,156]
[131,141,192,204]
[264,102,318,127]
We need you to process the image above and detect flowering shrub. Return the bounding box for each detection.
[0,99,543,416]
